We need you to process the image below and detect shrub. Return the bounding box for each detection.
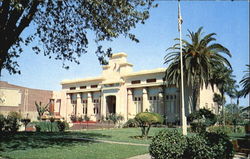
[84,115,90,121]
[107,113,124,124]
[188,108,217,133]
[32,121,59,132]
[208,125,245,134]
[57,121,69,132]
[77,116,83,122]
[0,114,5,133]
[21,118,31,131]
[4,111,21,133]
[203,132,234,159]
[149,129,187,159]
[35,125,41,132]
[123,119,138,128]
[70,115,77,122]
[135,112,163,138]
[184,135,213,159]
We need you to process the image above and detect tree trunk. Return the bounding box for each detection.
[193,82,200,111]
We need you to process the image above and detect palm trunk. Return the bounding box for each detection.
[193,82,200,111]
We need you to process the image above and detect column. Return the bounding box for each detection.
[102,95,107,119]
[66,94,72,121]
[127,89,134,118]
[158,87,164,115]
[142,88,150,112]
[87,92,94,120]
[77,93,82,116]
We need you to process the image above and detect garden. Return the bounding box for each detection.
[0,108,249,159]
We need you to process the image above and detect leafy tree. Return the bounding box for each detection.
[240,65,250,98]
[35,101,49,120]
[224,104,244,130]
[213,93,225,112]
[165,27,231,110]
[135,112,163,138]
[0,0,157,75]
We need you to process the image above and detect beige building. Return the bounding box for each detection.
[52,52,219,123]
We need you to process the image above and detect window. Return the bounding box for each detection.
[82,99,87,115]
[70,87,76,90]
[131,80,141,84]
[146,78,156,83]
[149,95,159,113]
[165,94,178,114]
[80,86,86,89]
[91,85,98,88]
[93,99,99,115]
[134,96,142,113]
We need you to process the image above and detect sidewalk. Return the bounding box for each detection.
[126,153,249,159]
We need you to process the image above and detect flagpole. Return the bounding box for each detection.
[178,0,187,135]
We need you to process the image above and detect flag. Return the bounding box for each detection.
[178,1,183,32]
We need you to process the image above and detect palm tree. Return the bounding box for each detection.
[210,65,236,125]
[240,65,250,98]
[165,27,231,110]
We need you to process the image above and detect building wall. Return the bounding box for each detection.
[0,81,53,120]
[200,84,220,114]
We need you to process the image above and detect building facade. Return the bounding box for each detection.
[0,81,53,120]
[53,52,219,122]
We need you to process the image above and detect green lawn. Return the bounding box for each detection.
[0,127,245,159]
[0,127,166,159]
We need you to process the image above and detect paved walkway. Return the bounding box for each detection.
[64,137,149,146]
[126,153,250,159]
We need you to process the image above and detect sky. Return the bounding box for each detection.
[0,1,249,106]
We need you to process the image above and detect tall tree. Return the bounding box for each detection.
[0,0,157,75]
[210,65,236,125]
[240,65,250,98]
[164,27,231,110]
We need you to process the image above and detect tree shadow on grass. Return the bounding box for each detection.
[0,131,111,153]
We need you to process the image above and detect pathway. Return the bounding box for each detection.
[64,137,149,146]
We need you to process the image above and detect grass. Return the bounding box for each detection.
[0,127,166,159]
[71,127,167,144]
[0,127,246,159]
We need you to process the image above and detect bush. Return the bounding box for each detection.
[21,118,31,131]
[135,112,163,137]
[208,125,245,134]
[32,121,59,132]
[4,112,21,133]
[57,121,69,132]
[0,114,5,133]
[149,130,234,159]
[203,132,234,159]
[149,129,187,159]
[123,119,138,128]
[107,113,124,124]
[70,115,77,122]
[35,125,41,132]
[188,108,217,133]
[184,135,213,159]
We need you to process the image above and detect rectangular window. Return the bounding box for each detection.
[70,87,76,90]
[131,80,141,84]
[93,99,99,115]
[80,86,86,89]
[82,99,88,115]
[91,85,98,88]
[146,78,156,83]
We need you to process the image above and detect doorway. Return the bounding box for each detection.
[106,96,116,114]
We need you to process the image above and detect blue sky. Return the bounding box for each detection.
[1,1,249,106]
